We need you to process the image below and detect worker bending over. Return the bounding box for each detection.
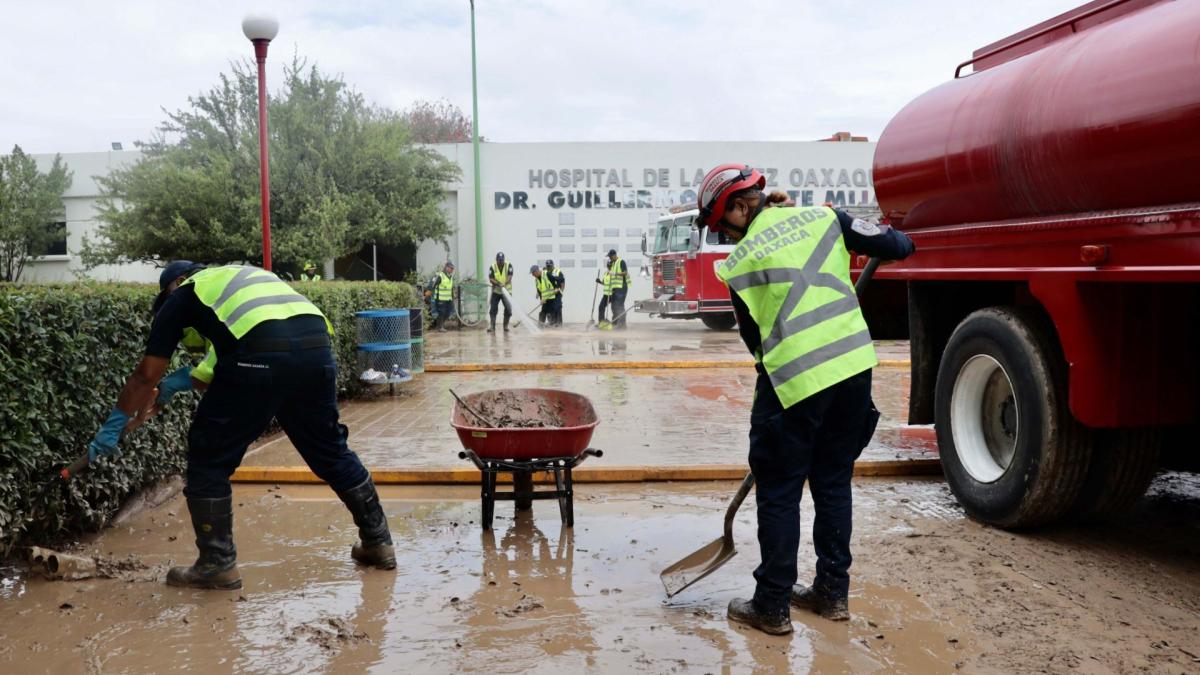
[697,165,914,634]
[87,261,395,590]
[530,264,560,326]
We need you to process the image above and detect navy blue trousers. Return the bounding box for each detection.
[185,341,370,499]
[748,369,879,614]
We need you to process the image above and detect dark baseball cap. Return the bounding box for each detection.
[152,260,205,313]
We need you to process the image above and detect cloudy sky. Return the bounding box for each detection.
[0,0,1085,154]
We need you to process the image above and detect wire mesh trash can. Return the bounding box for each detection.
[357,343,412,384]
[355,309,410,345]
[356,309,412,389]
[409,307,424,340]
[410,338,424,374]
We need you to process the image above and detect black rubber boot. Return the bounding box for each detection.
[791,584,850,621]
[336,477,396,570]
[487,319,495,333]
[727,597,793,635]
[166,496,242,590]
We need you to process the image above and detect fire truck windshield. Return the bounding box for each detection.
[653,215,695,254]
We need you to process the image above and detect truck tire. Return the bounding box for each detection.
[1069,428,1160,521]
[935,307,1092,528]
[700,313,737,331]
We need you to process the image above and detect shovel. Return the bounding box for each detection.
[660,472,755,597]
[659,257,882,597]
[585,268,601,329]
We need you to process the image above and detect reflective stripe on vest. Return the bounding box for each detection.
[602,272,613,297]
[436,272,454,301]
[716,206,877,408]
[183,265,330,339]
[535,274,557,300]
[608,258,626,290]
[492,263,512,291]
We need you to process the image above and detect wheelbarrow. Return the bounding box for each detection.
[451,388,603,530]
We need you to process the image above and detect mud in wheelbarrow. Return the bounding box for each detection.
[451,388,603,529]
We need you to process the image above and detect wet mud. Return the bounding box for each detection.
[2,475,1196,673]
[470,390,567,429]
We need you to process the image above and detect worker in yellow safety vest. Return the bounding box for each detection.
[697,164,914,634]
[595,267,614,327]
[530,264,560,326]
[487,252,514,333]
[605,249,629,329]
[427,261,456,332]
[87,261,395,591]
[300,261,322,281]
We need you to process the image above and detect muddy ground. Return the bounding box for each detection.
[1,473,1197,674]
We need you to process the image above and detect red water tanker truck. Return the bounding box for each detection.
[868,0,1200,527]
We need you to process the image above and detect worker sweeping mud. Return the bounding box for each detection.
[697,165,914,634]
[86,261,395,591]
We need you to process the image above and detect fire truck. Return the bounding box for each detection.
[872,0,1200,527]
[636,207,738,330]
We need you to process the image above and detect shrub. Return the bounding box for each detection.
[0,279,416,550]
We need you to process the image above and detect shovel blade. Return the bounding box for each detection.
[660,535,737,598]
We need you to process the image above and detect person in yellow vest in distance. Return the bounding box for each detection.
[86,261,395,591]
[487,252,514,333]
[427,261,456,332]
[595,267,614,328]
[300,261,322,281]
[544,259,565,326]
[530,264,560,326]
[697,164,915,635]
[605,249,630,330]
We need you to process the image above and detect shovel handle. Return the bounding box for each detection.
[724,472,755,542]
[60,455,89,481]
[855,257,881,296]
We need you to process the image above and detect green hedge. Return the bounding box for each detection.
[0,279,416,551]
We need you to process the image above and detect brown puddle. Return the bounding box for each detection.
[0,483,969,673]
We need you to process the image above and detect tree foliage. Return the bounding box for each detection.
[84,58,460,273]
[0,146,72,282]
[400,99,477,144]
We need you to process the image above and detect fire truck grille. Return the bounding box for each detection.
[660,260,677,283]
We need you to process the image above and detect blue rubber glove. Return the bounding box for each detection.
[155,366,194,407]
[88,408,131,462]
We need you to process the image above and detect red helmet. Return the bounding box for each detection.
[697,164,765,229]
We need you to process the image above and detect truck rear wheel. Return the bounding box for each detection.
[700,313,737,331]
[935,307,1092,528]
[1070,428,1160,520]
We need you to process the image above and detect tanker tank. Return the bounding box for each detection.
[873,0,1200,230]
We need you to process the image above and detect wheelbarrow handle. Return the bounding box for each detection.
[724,472,755,542]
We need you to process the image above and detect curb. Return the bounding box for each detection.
[425,359,911,373]
[231,460,942,485]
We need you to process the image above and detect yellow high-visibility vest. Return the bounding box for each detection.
[716,206,876,408]
[182,265,331,339]
[435,272,454,302]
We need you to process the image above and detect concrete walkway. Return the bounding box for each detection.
[245,324,928,472]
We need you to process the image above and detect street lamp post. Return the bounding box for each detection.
[469,0,484,281]
[242,14,279,271]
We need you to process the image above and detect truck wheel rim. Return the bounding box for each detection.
[951,355,1019,483]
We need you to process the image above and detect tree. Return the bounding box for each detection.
[400,99,477,144]
[83,57,460,272]
[0,146,72,282]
